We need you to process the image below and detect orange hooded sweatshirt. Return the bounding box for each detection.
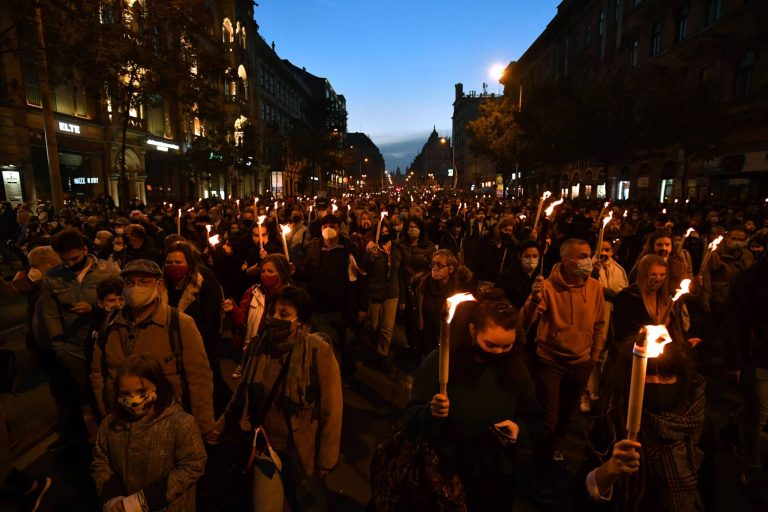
[525,263,606,364]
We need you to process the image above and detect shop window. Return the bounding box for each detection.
[660,178,674,203]
[596,183,607,199]
[618,180,630,200]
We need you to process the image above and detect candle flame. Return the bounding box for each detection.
[662,208,667,214]
[708,235,723,251]
[642,324,673,358]
[684,227,695,238]
[542,191,552,201]
[623,210,628,218]
[257,215,267,226]
[671,279,691,302]
[209,234,220,246]
[380,211,387,220]
[281,224,291,236]
[604,201,610,209]
[602,210,614,228]
[544,198,564,218]
[446,292,476,323]
[205,225,212,234]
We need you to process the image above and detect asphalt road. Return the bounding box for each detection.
[1,287,767,511]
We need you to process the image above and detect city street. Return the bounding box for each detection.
[1,259,767,511]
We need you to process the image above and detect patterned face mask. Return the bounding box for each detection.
[118,390,157,418]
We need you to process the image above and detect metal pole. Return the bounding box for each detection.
[34,0,64,212]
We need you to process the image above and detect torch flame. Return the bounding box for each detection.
[708,235,723,251]
[208,234,220,246]
[332,204,338,214]
[542,191,552,201]
[623,210,628,218]
[604,201,610,209]
[641,324,673,358]
[257,215,267,226]
[380,211,387,220]
[602,210,614,228]
[671,279,691,302]
[544,198,564,218]
[205,225,212,234]
[281,224,291,236]
[684,227,695,238]
[446,293,476,323]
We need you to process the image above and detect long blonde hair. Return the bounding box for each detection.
[636,254,669,323]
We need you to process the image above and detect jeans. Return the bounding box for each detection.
[369,298,398,356]
[738,365,768,472]
[534,357,594,464]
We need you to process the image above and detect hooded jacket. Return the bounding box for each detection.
[524,263,606,364]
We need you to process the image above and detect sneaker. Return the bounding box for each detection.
[47,433,88,453]
[231,364,243,379]
[580,392,592,413]
[22,477,52,512]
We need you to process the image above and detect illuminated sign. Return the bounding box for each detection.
[73,177,99,185]
[58,122,81,134]
[147,139,180,152]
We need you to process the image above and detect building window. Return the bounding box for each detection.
[598,10,605,36]
[630,39,639,66]
[734,49,756,100]
[584,22,592,47]
[675,5,688,41]
[222,18,234,43]
[614,0,622,23]
[650,22,662,56]
[706,0,723,25]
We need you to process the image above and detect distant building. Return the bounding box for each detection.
[408,127,453,189]
[345,132,385,192]
[452,83,502,192]
[501,0,768,201]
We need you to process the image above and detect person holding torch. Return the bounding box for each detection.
[518,238,606,499]
[578,330,706,510]
[404,292,540,512]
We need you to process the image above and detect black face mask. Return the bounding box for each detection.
[264,316,293,343]
[242,219,254,228]
[67,255,88,273]
[644,381,682,413]
[473,343,514,366]
[291,216,301,223]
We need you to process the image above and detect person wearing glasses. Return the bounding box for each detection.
[404,293,539,511]
[410,249,473,362]
[90,259,218,443]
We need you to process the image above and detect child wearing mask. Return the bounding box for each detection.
[92,354,207,512]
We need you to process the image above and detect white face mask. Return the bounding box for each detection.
[521,257,538,272]
[322,227,338,241]
[124,285,158,309]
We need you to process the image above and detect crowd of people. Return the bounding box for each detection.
[0,191,766,511]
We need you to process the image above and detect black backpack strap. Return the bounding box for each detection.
[168,307,191,412]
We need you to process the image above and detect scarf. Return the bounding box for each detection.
[617,376,706,511]
[243,327,319,417]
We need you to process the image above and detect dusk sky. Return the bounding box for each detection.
[256,0,561,172]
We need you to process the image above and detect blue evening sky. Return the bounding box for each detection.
[256,0,561,171]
